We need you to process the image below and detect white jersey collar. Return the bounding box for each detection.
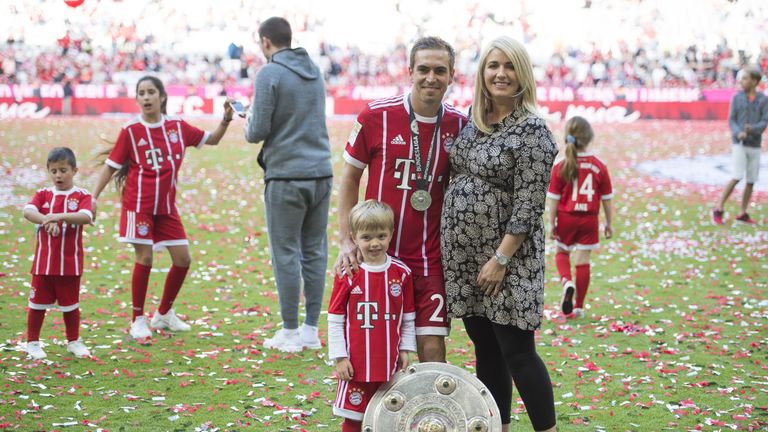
[403,93,440,124]
[360,255,392,272]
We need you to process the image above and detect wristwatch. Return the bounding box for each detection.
[494,250,510,267]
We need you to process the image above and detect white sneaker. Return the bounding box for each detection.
[560,281,575,315]
[263,328,303,353]
[572,308,585,319]
[300,323,322,349]
[26,341,47,360]
[67,340,91,358]
[151,309,191,331]
[129,316,153,339]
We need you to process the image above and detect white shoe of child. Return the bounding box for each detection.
[560,280,576,315]
[129,316,153,340]
[300,323,322,349]
[151,308,191,331]
[26,341,47,360]
[263,328,303,353]
[572,308,585,319]
[67,340,91,358]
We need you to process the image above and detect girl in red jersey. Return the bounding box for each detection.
[92,75,234,341]
[546,116,614,318]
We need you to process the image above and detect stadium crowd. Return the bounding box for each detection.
[1,0,767,89]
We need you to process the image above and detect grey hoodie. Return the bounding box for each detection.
[245,48,333,181]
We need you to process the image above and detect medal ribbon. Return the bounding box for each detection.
[408,96,443,190]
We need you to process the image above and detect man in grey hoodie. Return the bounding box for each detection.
[245,17,333,352]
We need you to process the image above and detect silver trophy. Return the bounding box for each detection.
[362,362,502,432]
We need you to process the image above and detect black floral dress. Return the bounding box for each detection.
[440,108,557,330]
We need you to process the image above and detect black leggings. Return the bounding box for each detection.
[463,316,556,431]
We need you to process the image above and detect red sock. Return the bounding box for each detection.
[342,419,362,432]
[132,263,152,320]
[27,309,46,342]
[158,265,189,315]
[63,309,80,341]
[575,263,591,308]
[555,252,572,284]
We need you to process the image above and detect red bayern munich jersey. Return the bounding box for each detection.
[547,152,613,215]
[25,187,93,276]
[106,115,209,215]
[328,256,416,382]
[344,94,466,276]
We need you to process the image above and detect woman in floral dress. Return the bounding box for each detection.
[440,36,558,432]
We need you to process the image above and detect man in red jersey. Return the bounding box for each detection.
[334,37,467,362]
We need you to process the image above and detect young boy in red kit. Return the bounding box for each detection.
[328,200,416,431]
[23,147,93,359]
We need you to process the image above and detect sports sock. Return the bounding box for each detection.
[342,419,362,432]
[158,265,189,315]
[575,263,591,308]
[27,309,46,342]
[63,309,80,341]
[132,263,152,320]
[555,252,572,284]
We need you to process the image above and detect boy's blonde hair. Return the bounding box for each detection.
[349,200,394,236]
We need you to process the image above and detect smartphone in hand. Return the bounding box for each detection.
[229,101,246,117]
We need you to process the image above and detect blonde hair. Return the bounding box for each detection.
[561,116,594,183]
[472,36,539,134]
[349,200,395,236]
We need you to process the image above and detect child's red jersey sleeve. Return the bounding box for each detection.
[328,274,352,315]
[547,161,565,199]
[27,189,48,212]
[402,271,415,315]
[180,120,207,149]
[599,165,613,200]
[107,128,131,169]
[77,191,93,215]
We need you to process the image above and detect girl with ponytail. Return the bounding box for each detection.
[91,75,235,341]
[546,116,614,319]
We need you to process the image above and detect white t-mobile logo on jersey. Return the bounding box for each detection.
[144,148,164,170]
[394,158,441,190]
[356,302,379,329]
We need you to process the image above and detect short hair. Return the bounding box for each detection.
[409,36,455,71]
[259,17,292,48]
[47,147,77,168]
[472,36,539,134]
[349,200,395,236]
[741,67,762,82]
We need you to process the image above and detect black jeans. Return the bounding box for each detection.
[463,316,556,430]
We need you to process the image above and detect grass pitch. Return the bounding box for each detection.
[0,117,765,431]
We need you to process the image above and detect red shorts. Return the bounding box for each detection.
[333,380,384,421]
[29,275,81,312]
[555,212,599,250]
[119,209,188,250]
[413,274,449,336]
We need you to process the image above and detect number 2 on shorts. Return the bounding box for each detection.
[429,293,444,322]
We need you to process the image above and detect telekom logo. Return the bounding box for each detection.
[144,148,164,170]
[356,302,378,329]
